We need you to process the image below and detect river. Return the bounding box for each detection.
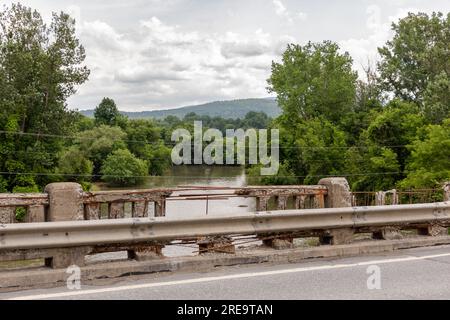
[93,165,258,218]
[90,165,260,259]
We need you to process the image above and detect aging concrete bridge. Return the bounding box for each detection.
[0,178,449,298]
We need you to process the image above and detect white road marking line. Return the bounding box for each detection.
[6,251,450,300]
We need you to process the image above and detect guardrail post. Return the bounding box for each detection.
[318,178,354,245]
[44,182,86,268]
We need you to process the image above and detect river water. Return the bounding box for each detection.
[89,166,260,259]
[94,165,257,219]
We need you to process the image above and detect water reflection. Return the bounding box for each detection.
[95,165,257,218]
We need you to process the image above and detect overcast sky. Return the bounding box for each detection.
[4,0,450,111]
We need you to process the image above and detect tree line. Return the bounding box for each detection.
[0,3,448,192]
[250,12,449,191]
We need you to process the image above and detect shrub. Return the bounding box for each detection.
[101,149,148,187]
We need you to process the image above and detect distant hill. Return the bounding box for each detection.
[79,97,281,119]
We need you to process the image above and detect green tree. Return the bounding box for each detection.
[94,97,122,126]
[0,3,89,191]
[268,41,358,125]
[241,111,270,129]
[273,117,348,185]
[247,162,297,185]
[400,119,450,188]
[339,64,384,144]
[76,125,127,175]
[125,119,160,158]
[143,143,172,176]
[378,12,450,117]
[365,100,425,170]
[423,71,450,124]
[56,146,93,183]
[101,149,148,187]
[345,146,401,191]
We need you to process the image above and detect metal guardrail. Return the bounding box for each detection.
[1,202,449,251]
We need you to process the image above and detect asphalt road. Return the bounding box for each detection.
[2,245,450,300]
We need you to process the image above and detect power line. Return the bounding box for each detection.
[0,171,405,179]
[0,130,410,150]
[0,149,388,164]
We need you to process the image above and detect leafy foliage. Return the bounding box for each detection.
[400,119,450,188]
[0,3,89,191]
[101,149,148,187]
[94,97,126,127]
[378,12,450,119]
[0,4,448,193]
[268,41,358,125]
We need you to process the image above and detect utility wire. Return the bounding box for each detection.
[0,171,405,179]
[0,149,388,164]
[0,130,410,150]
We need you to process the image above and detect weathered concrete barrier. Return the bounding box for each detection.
[1,201,449,270]
[0,178,449,270]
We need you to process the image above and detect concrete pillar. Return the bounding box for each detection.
[109,202,124,219]
[256,196,270,211]
[26,205,45,222]
[44,183,86,268]
[319,228,354,245]
[444,182,450,201]
[318,177,352,208]
[85,203,100,220]
[373,226,403,240]
[387,189,399,205]
[418,224,448,237]
[0,207,14,224]
[294,195,305,209]
[314,194,325,208]
[263,237,293,249]
[127,245,164,261]
[318,178,354,245]
[45,248,90,268]
[276,195,288,210]
[375,191,386,206]
[132,201,148,217]
[198,236,235,254]
[45,183,84,221]
[155,198,166,217]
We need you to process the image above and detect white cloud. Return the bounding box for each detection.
[15,0,439,111]
[296,11,308,21]
[339,5,406,79]
[273,0,287,16]
[272,0,307,25]
[67,16,293,110]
